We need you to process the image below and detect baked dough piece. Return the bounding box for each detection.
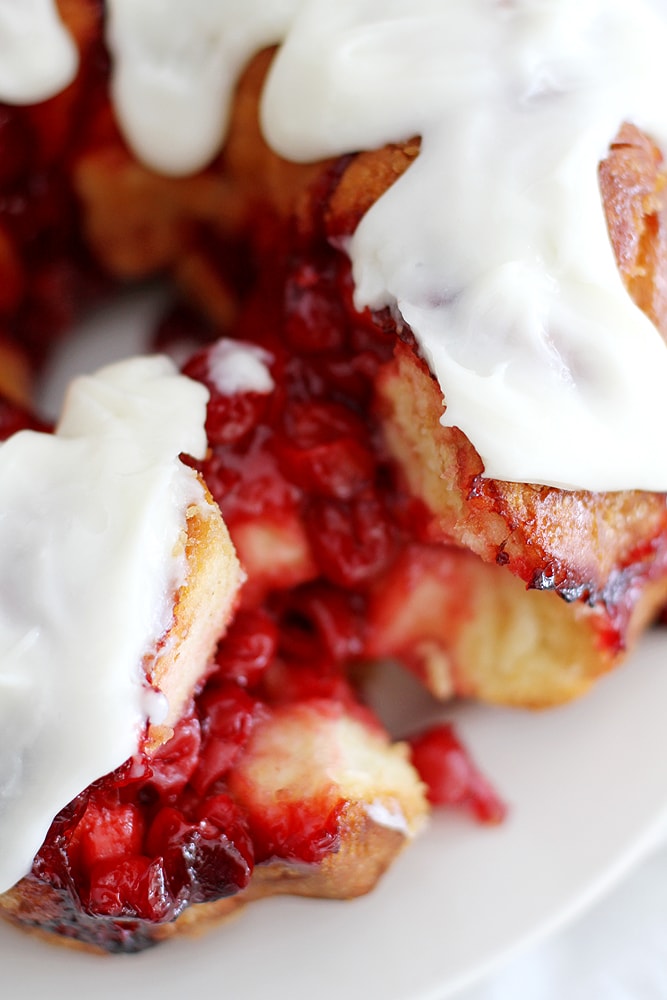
[169,107,667,709]
[145,477,244,748]
[0,337,32,406]
[146,701,427,950]
[0,30,431,939]
[219,99,667,708]
[335,130,667,706]
[0,399,251,947]
[0,688,426,953]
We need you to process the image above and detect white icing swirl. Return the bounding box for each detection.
[0,356,209,893]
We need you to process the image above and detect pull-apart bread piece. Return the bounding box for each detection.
[333,122,667,707]
[171,91,667,705]
[0,358,241,946]
[0,364,427,953]
[1,681,425,953]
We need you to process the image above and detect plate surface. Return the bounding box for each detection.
[7,296,667,998]
[3,631,667,1000]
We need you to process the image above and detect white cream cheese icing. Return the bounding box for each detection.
[105,0,300,176]
[261,0,667,491]
[0,356,209,893]
[0,0,78,104]
[207,339,275,397]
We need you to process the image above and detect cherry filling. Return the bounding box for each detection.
[4,237,503,947]
[182,248,419,602]
[33,700,256,929]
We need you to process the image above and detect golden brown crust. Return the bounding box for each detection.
[374,344,667,589]
[145,476,244,748]
[0,475,246,947]
[296,119,667,707]
[156,728,427,939]
[365,541,666,707]
[599,122,667,337]
[322,140,420,240]
[369,341,667,705]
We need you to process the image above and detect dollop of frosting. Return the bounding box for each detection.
[207,339,275,397]
[0,356,208,892]
[0,0,78,104]
[105,0,298,176]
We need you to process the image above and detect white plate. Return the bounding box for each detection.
[6,298,667,998]
[3,636,667,999]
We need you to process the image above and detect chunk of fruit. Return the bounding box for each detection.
[408,723,506,824]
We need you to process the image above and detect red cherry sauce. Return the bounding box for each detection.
[20,224,502,951]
